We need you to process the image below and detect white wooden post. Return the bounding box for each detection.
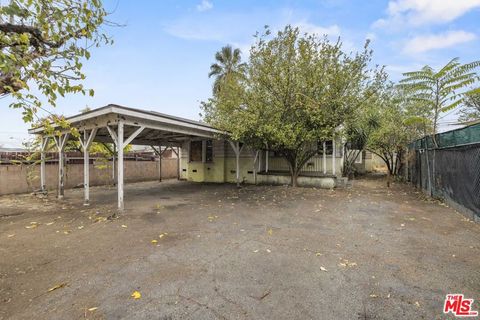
[58,147,64,198]
[79,128,97,205]
[107,123,144,211]
[323,141,327,174]
[83,132,90,205]
[117,121,124,210]
[40,137,48,192]
[332,138,336,176]
[159,145,162,182]
[54,133,69,199]
[112,144,116,183]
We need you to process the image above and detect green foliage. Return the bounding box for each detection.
[202,25,384,185]
[458,90,480,123]
[398,58,480,145]
[0,0,112,123]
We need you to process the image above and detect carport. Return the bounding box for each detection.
[28,104,235,210]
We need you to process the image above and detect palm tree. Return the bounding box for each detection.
[399,58,480,145]
[399,58,480,196]
[208,45,246,94]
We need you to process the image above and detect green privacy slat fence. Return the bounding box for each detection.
[409,123,480,150]
[407,123,480,219]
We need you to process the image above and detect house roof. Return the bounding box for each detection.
[28,104,226,147]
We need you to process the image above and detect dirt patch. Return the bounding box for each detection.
[0,178,479,319]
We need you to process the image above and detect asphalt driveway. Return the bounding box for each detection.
[0,177,478,319]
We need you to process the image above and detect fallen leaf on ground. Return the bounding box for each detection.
[253,249,259,253]
[88,307,98,311]
[25,224,38,229]
[121,225,127,228]
[369,294,378,298]
[315,252,322,256]
[151,239,158,244]
[7,234,15,238]
[415,301,420,307]
[267,228,273,236]
[47,283,67,292]
[131,291,141,299]
[338,259,357,268]
[45,222,55,226]
[77,226,84,230]
[266,249,271,253]
[320,266,328,272]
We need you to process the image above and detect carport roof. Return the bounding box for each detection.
[28,104,226,146]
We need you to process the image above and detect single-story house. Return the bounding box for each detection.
[29,104,378,210]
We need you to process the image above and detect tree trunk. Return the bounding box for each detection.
[291,169,299,187]
[287,161,299,187]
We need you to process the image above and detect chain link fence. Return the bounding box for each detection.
[407,123,480,222]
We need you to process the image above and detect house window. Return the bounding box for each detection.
[206,140,213,162]
[190,141,202,162]
[190,140,213,162]
[318,140,333,155]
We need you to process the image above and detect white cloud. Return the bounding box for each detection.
[293,21,341,37]
[403,30,476,54]
[196,0,213,12]
[374,0,480,28]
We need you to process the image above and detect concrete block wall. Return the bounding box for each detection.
[0,159,178,195]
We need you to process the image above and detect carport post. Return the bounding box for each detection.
[53,133,69,199]
[79,128,97,205]
[117,121,124,211]
[40,136,49,192]
[159,145,162,182]
[108,122,145,211]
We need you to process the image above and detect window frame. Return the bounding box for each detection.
[317,140,333,156]
[189,140,214,163]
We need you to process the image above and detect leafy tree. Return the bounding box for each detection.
[341,105,379,177]
[0,0,112,123]
[365,88,422,177]
[398,58,480,146]
[457,90,480,123]
[208,45,246,95]
[203,26,383,186]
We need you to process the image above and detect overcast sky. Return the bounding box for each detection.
[1,0,480,147]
